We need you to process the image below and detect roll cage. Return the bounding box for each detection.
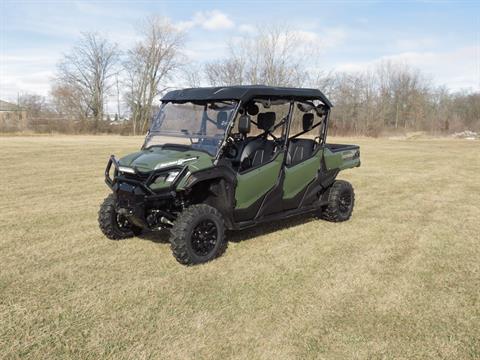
[218,98,331,162]
[159,85,333,161]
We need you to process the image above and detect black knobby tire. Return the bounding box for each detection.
[169,204,227,265]
[98,194,143,240]
[321,180,355,222]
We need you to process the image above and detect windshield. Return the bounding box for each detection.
[144,101,237,155]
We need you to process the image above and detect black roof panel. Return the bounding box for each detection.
[161,85,332,108]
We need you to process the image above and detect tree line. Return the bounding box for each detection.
[10,17,480,136]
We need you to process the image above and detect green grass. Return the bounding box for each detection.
[1,135,479,359]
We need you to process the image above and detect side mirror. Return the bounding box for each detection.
[238,114,251,134]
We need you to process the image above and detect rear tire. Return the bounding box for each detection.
[169,204,227,265]
[320,180,355,222]
[98,194,143,240]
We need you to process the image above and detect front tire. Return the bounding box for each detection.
[169,204,227,265]
[98,194,143,240]
[321,180,355,222]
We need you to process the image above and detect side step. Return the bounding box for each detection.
[234,201,327,230]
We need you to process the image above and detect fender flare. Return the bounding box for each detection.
[183,165,238,229]
[184,165,237,190]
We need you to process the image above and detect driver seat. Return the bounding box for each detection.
[240,112,276,170]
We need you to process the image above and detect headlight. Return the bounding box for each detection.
[165,171,180,182]
[118,166,135,174]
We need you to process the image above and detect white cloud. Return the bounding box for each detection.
[334,46,480,91]
[1,53,60,101]
[176,20,196,31]
[197,10,234,30]
[394,37,438,51]
[238,24,256,34]
[1,70,55,101]
[182,39,229,62]
[320,28,348,49]
[177,10,234,31]
[294,30,319,43]
[292,27,347,49]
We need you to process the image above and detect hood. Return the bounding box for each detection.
[118,148,214,173]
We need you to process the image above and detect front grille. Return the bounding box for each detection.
[122,172,149,181]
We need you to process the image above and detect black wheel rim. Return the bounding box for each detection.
[116,213,132,232]
[338,190,352,214]
[191,220,218,257]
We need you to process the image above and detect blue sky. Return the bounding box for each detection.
[1,0,479,104]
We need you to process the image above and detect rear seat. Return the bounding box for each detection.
[239,112,276,170]
[287,113,317,165]
[288,139,315,165]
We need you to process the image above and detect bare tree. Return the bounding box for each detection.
[182,62,204,88]
[451,92,480,131]
[375,61,430,130]
[50,82,89,120]
[314,61,448,136]
[310,71,336,98]
[56,32,119,131]
[205,26,310,87]
[18,93,50,118]
[124,16,185,135]
[205,58,245,86]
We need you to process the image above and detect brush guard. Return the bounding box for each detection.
[104,155,188,229]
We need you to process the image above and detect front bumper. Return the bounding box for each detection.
[104,155,187,229]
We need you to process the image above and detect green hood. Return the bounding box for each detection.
[118,147,214,177]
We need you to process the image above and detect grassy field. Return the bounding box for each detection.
[1,135,479,359]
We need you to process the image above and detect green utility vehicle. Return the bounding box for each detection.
[99,86,360,265]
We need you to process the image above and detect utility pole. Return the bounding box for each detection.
[116,74,121,120]
[395,101,399,129]
[17,92,21,128]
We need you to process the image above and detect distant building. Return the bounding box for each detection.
[104,113,129,125]
[0,100,27,131]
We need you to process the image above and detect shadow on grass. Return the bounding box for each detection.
[138,230,170,244]
[136,213,316,244]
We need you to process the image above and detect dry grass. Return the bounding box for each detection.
[0,135,479,359]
